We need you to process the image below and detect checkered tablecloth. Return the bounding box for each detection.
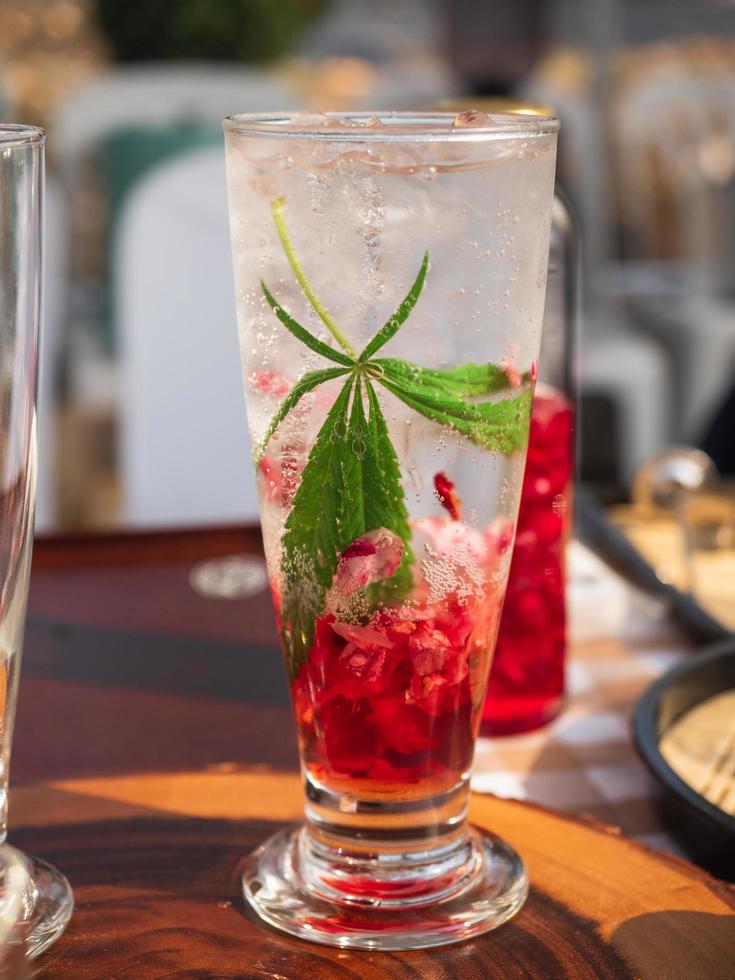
[472,543,692,855]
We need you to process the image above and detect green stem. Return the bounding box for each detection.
[271,197,358,360]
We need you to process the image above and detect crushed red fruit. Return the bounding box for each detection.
[259,441,304,507]
[286,520,504,790]
[251,369,291,397]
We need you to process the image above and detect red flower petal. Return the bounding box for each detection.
[434,471,462,521]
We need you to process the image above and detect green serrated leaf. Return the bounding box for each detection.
[280,378,355,678]
[339,382,368,547]
[260,279,355,367]
[375,358,514,399]
[253,366,350,467]
[379,372,534,454]
[364,384,413,556]
[364,382,415,600]
[359,250,429,361]
[348,381,414,566]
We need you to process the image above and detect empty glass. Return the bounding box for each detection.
[0,125,73,958]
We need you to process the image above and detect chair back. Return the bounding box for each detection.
[116,145,259,525]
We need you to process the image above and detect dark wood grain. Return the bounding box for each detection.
[13,528,734,978]
[6,771,732,980]
[17,816,636,980]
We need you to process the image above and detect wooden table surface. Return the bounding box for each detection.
[12,527,735,979]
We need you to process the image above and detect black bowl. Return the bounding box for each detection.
[633,640,735,880]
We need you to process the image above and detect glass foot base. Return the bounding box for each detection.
[0,847,73,964]
[25,855,74,958]
[242,825,528,950]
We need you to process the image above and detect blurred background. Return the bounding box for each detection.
[2,0,734,532]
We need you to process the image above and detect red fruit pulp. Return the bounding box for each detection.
[483,386,574,734]
[287,522,504,799]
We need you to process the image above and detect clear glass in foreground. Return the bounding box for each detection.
[0,126,73,958]
[224,111,558,949]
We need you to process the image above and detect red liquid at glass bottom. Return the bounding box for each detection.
[483,387,574,734]
[285,518,507,799]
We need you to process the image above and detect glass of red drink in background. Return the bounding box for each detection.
[483,385,574,733]
[483,193,577,735]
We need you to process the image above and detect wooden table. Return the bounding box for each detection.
[12,528,735,979]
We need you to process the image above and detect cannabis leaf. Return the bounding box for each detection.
[256,198,535,679]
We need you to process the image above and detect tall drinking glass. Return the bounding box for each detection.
[0,125,73,956]
[225,112,558,949]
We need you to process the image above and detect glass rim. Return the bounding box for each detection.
[223,111,559,142]
[0,124,45,147]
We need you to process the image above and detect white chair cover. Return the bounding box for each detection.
[116,146,259,526]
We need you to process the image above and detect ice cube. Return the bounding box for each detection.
[334,528,404,593]
[452,110,489,129]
